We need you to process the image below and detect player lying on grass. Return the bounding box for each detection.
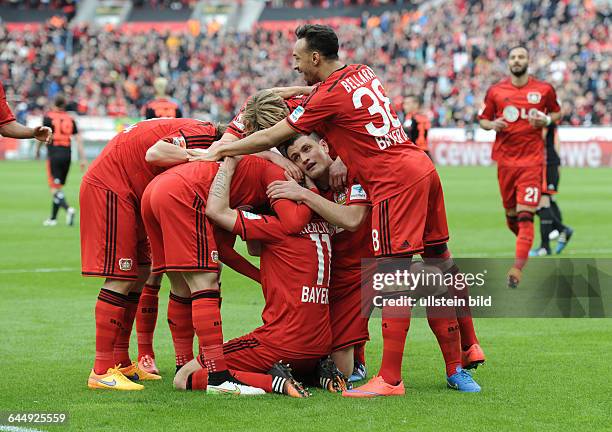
[194,24,483,396]
[133,90,305,374]
[269,135,485,393]
[173,156,346,397]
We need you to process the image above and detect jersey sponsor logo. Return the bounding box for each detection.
[210,250,219,263]
[375,126,409,150]
[301,286,329,304]
[118,258,133,271]
[349,184,367,201]
[502,106,540,123]
[502,105,520,122]
[289,106,305,123]
[527,92,542,104]
[242,211,262,220]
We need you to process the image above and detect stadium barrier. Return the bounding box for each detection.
[6,117,612,167]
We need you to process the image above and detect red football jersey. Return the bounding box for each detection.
[232,211,333,357]
[227,95,306,139]
[163,156,287,209]
[320,176,373,274]
[286,64,434,204]
[0,82,16,126]
[84,118,216,199]
[479,77,560,166]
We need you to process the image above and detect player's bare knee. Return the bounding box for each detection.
[505,208,517,217]
[146,272,163,286]
[103,278,132,295]
[331,348,354,377]
[183,271,219,293]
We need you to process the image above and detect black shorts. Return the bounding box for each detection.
[543,164,560,195]
[47,147,71,187]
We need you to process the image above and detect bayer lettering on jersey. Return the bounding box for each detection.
[301,286,329,304]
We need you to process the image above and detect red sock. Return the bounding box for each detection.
[168,293,194,367]
[94,289,128,375]
[354,343,365,365]
[515,211,534,270]
[230,369,273,393]
[422,247,480,350]
[506,214,519,236]
[426,312,462,377]
[136,283,160,359]
[113,291,139,368]
[190,368,209,390]
[378,304,411,385]
[192,289,227,373]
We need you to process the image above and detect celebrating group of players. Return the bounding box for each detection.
[1,23,568,398]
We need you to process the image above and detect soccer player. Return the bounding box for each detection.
[0,82,51,142]
[142,77,182,119]
[402,94,432,159]
[137,76,182,375]
[83,118,224,391]
[37,95,87,227]
[140,152,314,394]
[530,123,573,256]
[267,135,372,380]
[479,45,561,288]
[134,89,303,374]
[172,156,333,397]
[197,24,482,396]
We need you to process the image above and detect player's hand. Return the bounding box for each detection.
[329,156,347,192]
[266,151,303,181]
[33,126,52,143]
[186,148,214,162]
[266,175,308,202]
[490,119,508,132]
[220,156,240,174]
[528,110,550,128]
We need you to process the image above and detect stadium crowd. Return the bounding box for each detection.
[0,0,608,126]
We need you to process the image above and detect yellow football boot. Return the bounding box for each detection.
[88,367,144,390]
[120,362,161,381]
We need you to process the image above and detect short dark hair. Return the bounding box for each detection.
[295,24,339,60]
[54,94,66,109]
[276,137,298,159]
[508,45,529,57]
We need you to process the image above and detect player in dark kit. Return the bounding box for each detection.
[38,95,87,227]
[197,24,482,396]
[0,82,51,142]
[402,94,432,159]
[479,46,561,288]
[530,124,573,256]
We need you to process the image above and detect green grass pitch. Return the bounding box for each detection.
[0,161,611,431]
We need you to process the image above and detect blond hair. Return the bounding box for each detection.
[241,90,289,135]
[153,77,168,96]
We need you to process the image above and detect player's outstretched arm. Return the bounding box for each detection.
[267,176,368,232]
[267,86,313,99]
[204,119,298,161]
[0,121,51,142]
[205,156,240,231]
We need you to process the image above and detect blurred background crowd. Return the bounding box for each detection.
[0,0,609,126]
